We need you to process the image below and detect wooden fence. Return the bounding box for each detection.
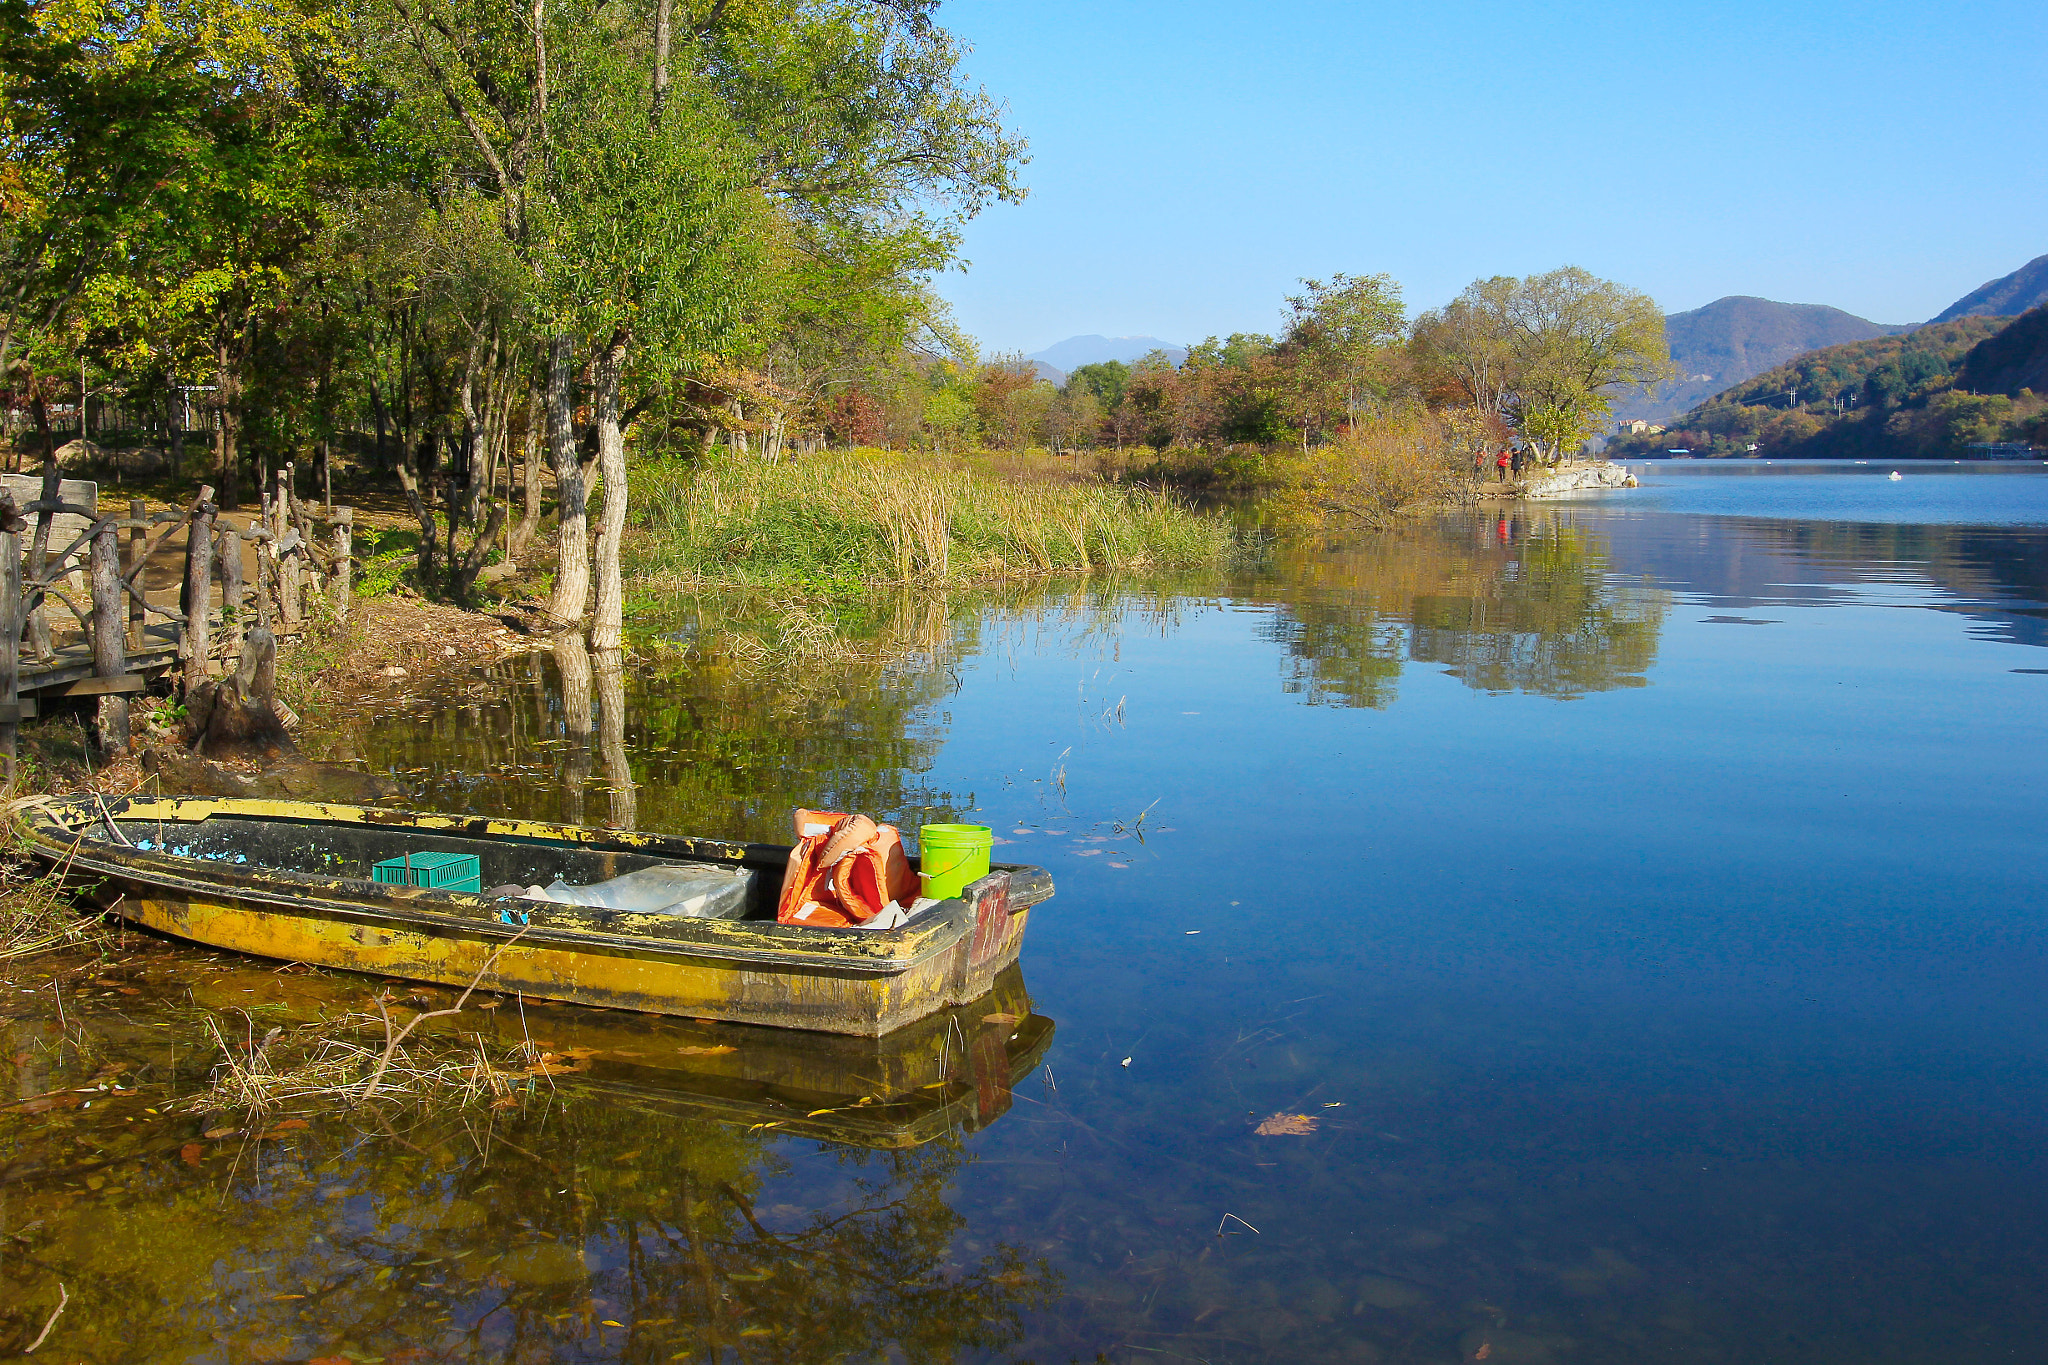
[0,462,353,777]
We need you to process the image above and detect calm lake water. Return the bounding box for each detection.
[6,460,2048,1363]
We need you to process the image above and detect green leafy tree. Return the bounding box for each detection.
[1283,272,1405,444]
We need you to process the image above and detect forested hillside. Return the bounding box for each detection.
[1929,253,2048,324]
[1954,306,2048,396]
[1607,316,2044,460]
[1611,296,1903,425]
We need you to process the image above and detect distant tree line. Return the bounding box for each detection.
[883,268,1671,482]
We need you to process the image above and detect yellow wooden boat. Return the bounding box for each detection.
[22,795,1052,1036]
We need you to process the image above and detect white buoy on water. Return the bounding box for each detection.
[1888,471,1903,481]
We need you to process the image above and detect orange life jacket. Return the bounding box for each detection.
[777,808,921,927]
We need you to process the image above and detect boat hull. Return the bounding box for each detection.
[24,796,1050,1036]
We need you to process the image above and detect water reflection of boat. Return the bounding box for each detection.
[24,796,1052,1036]
[525,965,1054,1147]
[173,957,1054,1148]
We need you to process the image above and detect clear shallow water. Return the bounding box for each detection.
[7,463,2048,1362]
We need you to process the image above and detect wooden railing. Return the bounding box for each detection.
[0,462,354,778]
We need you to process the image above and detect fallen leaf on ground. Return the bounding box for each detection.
[1254,1113,1318,1136]
[676,1045,736,1057]
[179,1142,205,1166]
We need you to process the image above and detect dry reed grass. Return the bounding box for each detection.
[0,808,106,970]
[630,448,1232,587]
[194,1009,527,1115]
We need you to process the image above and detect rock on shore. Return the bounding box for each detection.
[1522,462,1638,499]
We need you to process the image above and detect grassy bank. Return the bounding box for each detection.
[628,448,1232,590]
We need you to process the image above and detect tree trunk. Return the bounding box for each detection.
[590,331,629,650]
[651,0,672,123]
[395,434,439,591]
[217,343,241,510]
[514,386,543,557]
[546,334,590,628]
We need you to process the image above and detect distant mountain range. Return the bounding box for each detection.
[1613,298,1908,425]
[1026,335,1188,380]
[1929,253,2048,324]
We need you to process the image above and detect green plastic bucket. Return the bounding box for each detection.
[918,823,993,900]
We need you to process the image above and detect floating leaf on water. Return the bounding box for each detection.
[179,1141,205,1166]
[1254,1113,1317,1136]
[982,1012,1021,1025]
[203,1126,241,1140]
[266,1119,310,1134]
[675,1045,736,1057]
[15,1093,83,1114]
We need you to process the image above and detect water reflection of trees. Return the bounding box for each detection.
[1260,510,1669,705]
[0,1093,1052,1361]
[313,579,1208,837]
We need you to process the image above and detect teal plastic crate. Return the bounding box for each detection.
[372,851,481,894]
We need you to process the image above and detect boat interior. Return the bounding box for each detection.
[91,807,789,922]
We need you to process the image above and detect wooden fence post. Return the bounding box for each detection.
[124,496,146,650]
[330,506,352,623]
[25,459,59,659]
[253,531,276,629]
[0,527,18,783]
[181,487,217,697]
[90,516,130,756]
[216,524,245,660]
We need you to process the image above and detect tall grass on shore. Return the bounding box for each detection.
[629,449,1232,587]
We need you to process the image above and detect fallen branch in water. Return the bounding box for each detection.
[25,1282,67,1353]
[359,925,530,1103]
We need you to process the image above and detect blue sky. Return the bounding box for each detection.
[932,0,2048,356]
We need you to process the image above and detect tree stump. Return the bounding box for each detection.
[186,626,296,761]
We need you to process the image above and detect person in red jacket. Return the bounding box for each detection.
[1495,450,1510,482]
